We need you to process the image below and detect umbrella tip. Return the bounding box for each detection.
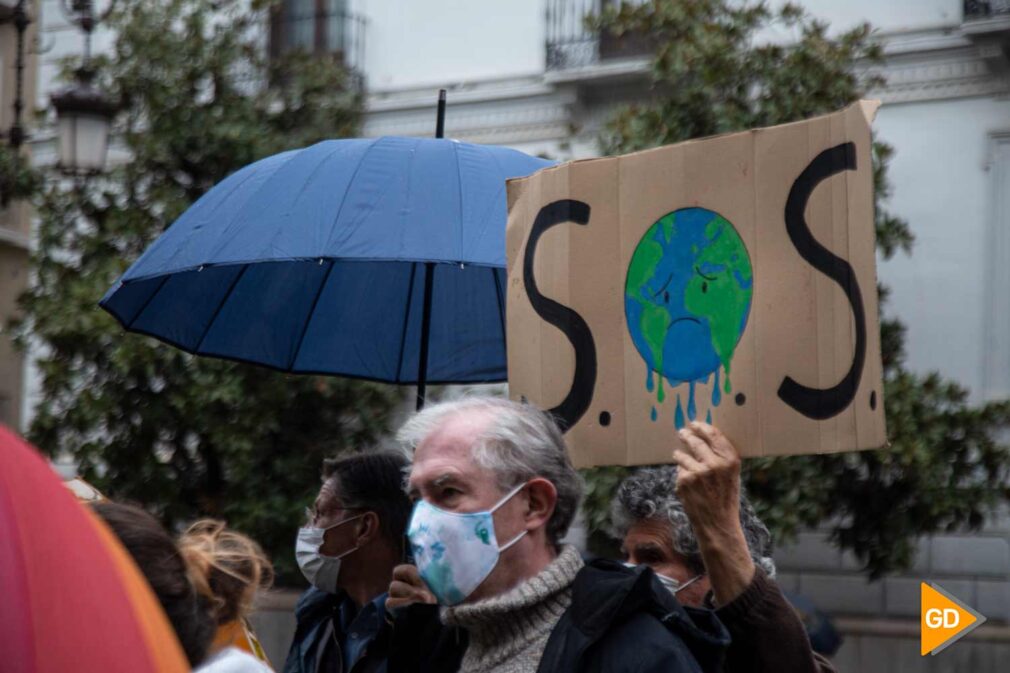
[436,90,447,139]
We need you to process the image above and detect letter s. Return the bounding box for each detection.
[778,142,867,420]
[523,200,594,431]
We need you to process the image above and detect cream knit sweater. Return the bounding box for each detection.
[441,544,584,673]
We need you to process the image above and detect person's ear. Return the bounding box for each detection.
[354,512,380,546]
[522,478,557,531]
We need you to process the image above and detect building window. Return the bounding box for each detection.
[546,0,652,71]
[965,1,1010,21]
[271,0,361,65]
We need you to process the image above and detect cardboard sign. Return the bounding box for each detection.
[505,102,886,466]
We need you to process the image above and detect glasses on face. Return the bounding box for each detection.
[305,504,360,528]
[304,506,318,526]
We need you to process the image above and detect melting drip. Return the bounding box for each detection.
[643,364,735,429]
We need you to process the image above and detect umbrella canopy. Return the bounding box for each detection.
[0,427,189,672]
[100,136,553,384]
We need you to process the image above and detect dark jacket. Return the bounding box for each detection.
[284,588,391,673]
[387,559,729,673]
[712,569,836,673]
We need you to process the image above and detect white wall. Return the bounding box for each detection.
[874,96,1010,400]
[786,0,961,33]
[359,0,545,91]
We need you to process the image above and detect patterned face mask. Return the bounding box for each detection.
[407,482,528,606]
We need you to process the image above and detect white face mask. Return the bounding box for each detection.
[407,482,527,606]
[295,513,364,593]
[656,571,704,595]
[623,562,704,597]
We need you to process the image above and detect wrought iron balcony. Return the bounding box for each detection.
[965,1,1010,19]
[546,0,652,71]
[269,1,366,83]
[963,0,1010,71]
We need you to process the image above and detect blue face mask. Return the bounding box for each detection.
[407,483,527,606]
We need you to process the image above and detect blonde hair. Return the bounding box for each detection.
[178,520,274,625]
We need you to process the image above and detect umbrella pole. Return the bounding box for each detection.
[416,89,447,411]
[416,262,435,411]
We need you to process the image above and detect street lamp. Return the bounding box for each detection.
[52,0,117,175]
[51,68,117,174]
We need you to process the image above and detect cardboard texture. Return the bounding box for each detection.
[506,102,886,466]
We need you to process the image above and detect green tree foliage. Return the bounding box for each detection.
[0,144,41,205]
[586,0,1010,577]
[14,0,398,584]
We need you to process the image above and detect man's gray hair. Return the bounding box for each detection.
[397,397,584,546]
[610,466,776,577]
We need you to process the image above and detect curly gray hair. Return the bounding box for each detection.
[610,465,776,577]
[397,396,584,546]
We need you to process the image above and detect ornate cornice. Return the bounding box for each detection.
[872,45,1010,104]
[363,25,1010,148]
[365,95,574,145]
[364,76,576,145]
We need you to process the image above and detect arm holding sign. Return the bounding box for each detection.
[675,423,836,673]
[674,423,755,606]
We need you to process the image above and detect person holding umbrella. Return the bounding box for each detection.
[285,452,412,673]
[386,397,728,673]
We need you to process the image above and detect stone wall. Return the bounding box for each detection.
[775,518,1010,625]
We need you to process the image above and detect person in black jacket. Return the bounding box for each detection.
[284,452,411,673]
[386,397,729,673]
[611,422,836,673]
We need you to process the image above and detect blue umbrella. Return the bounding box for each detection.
[100,133,553,403]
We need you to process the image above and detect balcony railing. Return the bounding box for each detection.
[269,3,366,81]
[546,0,652,71]
[965,1,1010,20]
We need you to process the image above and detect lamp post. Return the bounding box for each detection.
[1,0,30,150]
[0,0,31,205]
[51,0,117,175]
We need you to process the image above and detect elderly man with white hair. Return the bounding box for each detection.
[612,421,836,673]
[385,397,728,673]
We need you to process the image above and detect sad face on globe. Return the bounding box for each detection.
[624,207,753,428]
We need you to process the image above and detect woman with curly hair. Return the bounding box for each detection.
[180,520,275,673]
